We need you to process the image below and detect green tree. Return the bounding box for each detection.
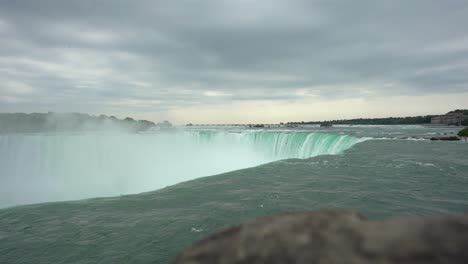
[458,128,468,137]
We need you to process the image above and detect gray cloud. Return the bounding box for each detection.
[1,0,468,119]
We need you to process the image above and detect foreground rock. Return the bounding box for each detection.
[173,209,468,264]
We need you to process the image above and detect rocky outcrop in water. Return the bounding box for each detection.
[430,136,461,141]
[173,209,468,264]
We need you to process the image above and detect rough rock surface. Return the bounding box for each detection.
[173,209,468,264]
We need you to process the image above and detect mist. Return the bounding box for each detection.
[0,129,364,208]
[0,112,160,133]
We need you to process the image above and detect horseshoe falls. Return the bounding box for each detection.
[193,130,366,159]
[0,130,366,208]
[1,125,468,264]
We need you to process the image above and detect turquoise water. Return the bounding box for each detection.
[0,125,467,263]
[0,130,364,208]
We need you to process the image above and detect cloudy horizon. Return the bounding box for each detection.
[1,0,468,124]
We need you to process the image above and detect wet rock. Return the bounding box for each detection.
[173,209,468,264]
[430,136,460,141]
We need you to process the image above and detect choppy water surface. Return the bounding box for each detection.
[0,125,467,263]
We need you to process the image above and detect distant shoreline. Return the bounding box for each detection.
[286,110,468,126]
[0,112,172,133]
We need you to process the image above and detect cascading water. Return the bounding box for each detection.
[0,130,367,207]
[191,130,367,159]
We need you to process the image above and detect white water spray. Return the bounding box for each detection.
[0,130,366,207]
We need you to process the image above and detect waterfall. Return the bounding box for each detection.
[0,130,366,207]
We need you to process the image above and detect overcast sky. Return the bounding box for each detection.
[1,0,468,123]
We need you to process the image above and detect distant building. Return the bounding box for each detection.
[431,112,467,126]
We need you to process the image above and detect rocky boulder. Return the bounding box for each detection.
[173,209,468,264]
